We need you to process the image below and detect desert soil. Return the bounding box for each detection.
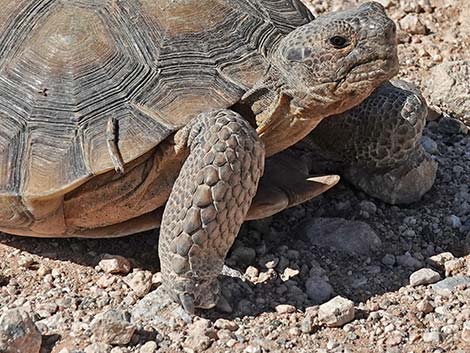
[0,1,469,352]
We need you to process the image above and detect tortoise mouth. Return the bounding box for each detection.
[335,53,399,91]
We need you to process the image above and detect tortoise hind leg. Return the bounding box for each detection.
[246,149,339,221]
[159,109,264,313]
[303,81,437,204]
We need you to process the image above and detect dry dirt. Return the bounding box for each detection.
[0,1,469,353]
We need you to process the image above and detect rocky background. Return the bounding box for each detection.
[0,0,469,352]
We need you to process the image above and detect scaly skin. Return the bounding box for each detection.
[160,2,402,313]
[159,110,264,312]
[304,81,437,204]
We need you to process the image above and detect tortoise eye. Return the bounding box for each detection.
[329,36,349,49]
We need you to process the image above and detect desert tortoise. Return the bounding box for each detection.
[0,0,420,312]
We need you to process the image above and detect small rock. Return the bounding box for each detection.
[275,304,296,314]
[304,218,382,256]
[432,276,470,295]
[423,331,442,343]
[36,265,51,277]
[282,267,300,281]
[416,299,434,314]
[425,61,470,119]
[318,296,355,327]
[84,343,112,353]
[444,258,465,276]
[381,254,396,266]
[462,320,470,343]
[184,319,215,352]
[124,270,153,298]
[385,332,402,346]
[397,253,422,268]
[98,254,131,274]
[439,115,468,135]
[399,14,427,35]
[230,246,256,265]
[245,266,259,279]
[140,341,158,353]
[214,319,238,332]
[359,200,377,214]
[91,309,135,345]
[301,314,315,334]
[376,0,392,8]
[18,255,35,268]
[421,136,438,154]
[409,268,441,286]
[244,345,261,353]
[445,215,461,229]
[0,309,42,353]
[305,276,334,304]
[428,252,455,266]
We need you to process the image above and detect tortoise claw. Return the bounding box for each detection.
[179,293,195,315]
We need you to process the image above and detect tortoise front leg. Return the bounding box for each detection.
[303,81,437,204]
[159,109,264,313]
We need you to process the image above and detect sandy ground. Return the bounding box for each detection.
[0,1,469,352]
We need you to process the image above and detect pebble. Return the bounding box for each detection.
[91,309,135,345]
[275,304,296,314]
[445,215,461,229]
[423,331,442,343]
[318,296,355,327]
[439,115,468,135]
[230,246,256,265]
[98,254,132,274]
[462,320,470,343]
[444,258,465,276]
[245,266,259,279]
[301,314,315,334]
[416,299,434,314]
[214,319,239,332]
[359,200,377,214]
[304,218,382,256]
[381,254,396,266]
[409,268,441,286]
[428,252,455,266]
[0,309,42,353]
[124,270,153,298]
[431,276,470,295]
[421,136,438,154]
[396,253,422,268]
[84,343,112,353]
[184,319,214,352]
[399,14,427,35]
[140,341,158,353]
[305,276,334,304]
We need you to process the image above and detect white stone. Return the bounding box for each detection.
[275,304,296,314]
[318,296,355,327]
[98,254,131,274]
[409,268,441,286]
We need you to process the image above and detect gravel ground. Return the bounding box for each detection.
[0,1,469,352]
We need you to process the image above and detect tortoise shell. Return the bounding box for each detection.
[0,0,313,235]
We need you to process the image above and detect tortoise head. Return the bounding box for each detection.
[275,2,398,105]
[248,2,399,156]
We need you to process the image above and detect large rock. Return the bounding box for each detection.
[425,61,470,120]
[303,218,382,256]
[131,287,179,327]
[0,309,42,353]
